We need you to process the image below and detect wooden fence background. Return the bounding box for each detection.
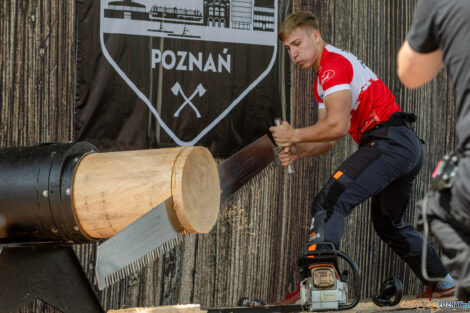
[0,0,455,312]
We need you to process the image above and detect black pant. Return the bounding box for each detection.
[420,157,470,299]
[310,121,448,284]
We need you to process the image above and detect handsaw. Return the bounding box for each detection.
[95,197,182,290]
[95,135,275,290]
[218,135,275,201]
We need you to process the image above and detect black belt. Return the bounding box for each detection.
[376,112,417,129]
[359,112,418,146]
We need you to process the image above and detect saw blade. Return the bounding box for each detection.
[95,135,275,289]
[218,135,275,202]
[95,197,182,290]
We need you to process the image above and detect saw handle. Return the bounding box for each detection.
[273,118,295,175]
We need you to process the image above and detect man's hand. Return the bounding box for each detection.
[269,121,296,147]
[278,145,298,167]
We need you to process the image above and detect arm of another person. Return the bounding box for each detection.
[397,41,444,89]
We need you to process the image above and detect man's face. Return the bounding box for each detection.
[282,26,322,69]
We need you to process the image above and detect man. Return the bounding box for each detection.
[397,0,470,301]
[270,11,454,301]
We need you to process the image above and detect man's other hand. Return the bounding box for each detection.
[278,145,298,166]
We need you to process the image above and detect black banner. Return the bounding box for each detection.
[76,0,286,157]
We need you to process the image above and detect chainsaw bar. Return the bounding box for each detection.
[206,304,303,313]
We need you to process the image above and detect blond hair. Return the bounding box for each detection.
[278,11,319,41]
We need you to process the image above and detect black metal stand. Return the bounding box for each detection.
[0,245,104,313]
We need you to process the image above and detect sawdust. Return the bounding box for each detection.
[220,204,256,231]
[219,186,263,231]
[219,186,264,255]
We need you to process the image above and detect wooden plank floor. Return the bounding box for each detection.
[110,297,466,313]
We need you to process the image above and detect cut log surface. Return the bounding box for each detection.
[72,147,220,239]
[107,304,203,313]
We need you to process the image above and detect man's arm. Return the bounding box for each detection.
[294,89,351,143]
[295,108,339,158]
[270,89,351,147]
[276,108,339,166]
[397,41,444,89]
[271,89,350,165]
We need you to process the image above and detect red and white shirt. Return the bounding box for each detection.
[313,45,401,143]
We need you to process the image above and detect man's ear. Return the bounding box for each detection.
[312,30,322,43]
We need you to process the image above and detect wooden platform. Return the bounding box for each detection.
[108,297,464,313]
[108,304,202,313]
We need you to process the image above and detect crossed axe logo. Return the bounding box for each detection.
[171,82,206,118]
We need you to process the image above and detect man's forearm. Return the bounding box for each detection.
[293,118,349,144]
[297,140,337,158]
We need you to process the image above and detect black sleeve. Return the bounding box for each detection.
[406,0,439,53]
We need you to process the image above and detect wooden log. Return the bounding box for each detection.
[107,304,202,313]
[72,146,220,239]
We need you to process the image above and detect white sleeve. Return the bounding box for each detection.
[324,84,350,97]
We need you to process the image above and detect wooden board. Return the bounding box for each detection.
[108,304,203,313]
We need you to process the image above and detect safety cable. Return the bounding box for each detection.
[421,192,453,284]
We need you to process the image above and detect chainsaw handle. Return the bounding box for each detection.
[336,250,361,310]
[302,248,361,310]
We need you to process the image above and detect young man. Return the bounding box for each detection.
[397,0,470,301]
[270,11,454,300]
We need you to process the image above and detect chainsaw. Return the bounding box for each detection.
[299,242,361,311]
[207,242,361,312]
[207,198,362,313]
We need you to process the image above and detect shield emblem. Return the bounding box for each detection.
[100,0,278,146]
